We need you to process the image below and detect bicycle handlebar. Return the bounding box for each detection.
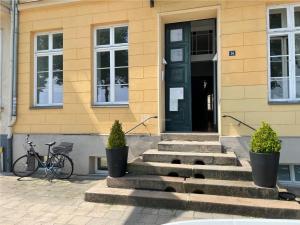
[25,134,36,147]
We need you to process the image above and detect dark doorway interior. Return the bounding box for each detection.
[191,61,214,131]
[190,19,217,132]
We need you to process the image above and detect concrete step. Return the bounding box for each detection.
[107,175,278,199]
[161,133,219,142]
[158,140,222,153]
[85,184,300,218]
[142,149,237,166]
[127,161,252,181]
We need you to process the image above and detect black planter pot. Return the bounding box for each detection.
[250,151,280,188]
[106,146,128,177]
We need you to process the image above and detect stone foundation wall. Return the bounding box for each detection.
[13,133,160,175]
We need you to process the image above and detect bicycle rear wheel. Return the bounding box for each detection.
[12,154,39,177]
[50,153,73,179]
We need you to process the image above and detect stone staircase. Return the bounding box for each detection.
[85,133,300,219]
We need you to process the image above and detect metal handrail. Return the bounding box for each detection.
[125,115,158,135]
[222,114,256,131]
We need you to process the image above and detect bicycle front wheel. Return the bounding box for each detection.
[12,154,39,177]
[50,153,73,179]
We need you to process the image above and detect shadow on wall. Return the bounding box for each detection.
[220,136,251,160]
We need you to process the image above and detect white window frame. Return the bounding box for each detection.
[267,4,300,103]
[93,24,129,105]
[278,164,300,186]
[34,31,63,107]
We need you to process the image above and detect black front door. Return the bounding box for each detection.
[165,22,192,131]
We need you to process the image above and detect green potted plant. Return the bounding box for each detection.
[249,122,281,188]
[106,120,128,177]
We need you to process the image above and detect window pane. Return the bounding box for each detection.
[115,85,128,102]
[269,8,287,29]
[115,68,128,84]
[296,34,300,92]
[191,30,213,55]
[271,56,289,77]
[96,29,110,46]
[296,77,300,98]
[97,69,110,85]
[170,29,182,42]
[171,48,183,62]
[115,50,128,67]
[296,56,300,76]
[53,71,63,104]
[270,36,288,56]
[295,7,300,27]
[296,34,300,55]
[53,33,63,49]
[97,86,110,102]
[97,52,110,68]
[296,56,300,98]
[271,78,289,99]
[53,55,63,71]
[114,26,128,44]
[37,56,48,72]
[294,165,300,181]
[278,165,291,181]
[37,72,49,104]
[37,35,49,51]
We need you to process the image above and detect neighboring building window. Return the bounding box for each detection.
[34,32,63,106]
[94,25,128,104]
[268,5,300,102]
[278,164,291,181]
[278,164,300,183]
[294,165,300,181]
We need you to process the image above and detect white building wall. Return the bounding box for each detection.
[0,3,12,136]
[0,2,12,171]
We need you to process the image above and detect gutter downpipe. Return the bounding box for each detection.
[5,0,18,172]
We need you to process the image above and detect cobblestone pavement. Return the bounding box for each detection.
[0,174,249,225]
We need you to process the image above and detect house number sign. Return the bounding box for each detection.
[229,50,236,56]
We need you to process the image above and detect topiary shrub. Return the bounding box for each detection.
[107,120,126,149]
[250,122,281,153]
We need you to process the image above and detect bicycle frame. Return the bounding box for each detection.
[27,143,54,169]
[13,134,74,179]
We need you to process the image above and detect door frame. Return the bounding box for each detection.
[157,5,221,134]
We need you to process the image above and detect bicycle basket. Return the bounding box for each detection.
[52,142,73,154]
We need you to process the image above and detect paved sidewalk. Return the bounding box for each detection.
[0,174,248,225]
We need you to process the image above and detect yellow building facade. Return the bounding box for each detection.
[13,0,300,176]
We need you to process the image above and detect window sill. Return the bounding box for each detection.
[268,100,300,105]
[30,105,63,110]
[278,180,300,187]
[92,104,129,108]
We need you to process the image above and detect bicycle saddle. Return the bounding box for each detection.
[45,141,56,147]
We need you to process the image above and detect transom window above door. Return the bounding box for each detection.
[94,25,128,105]
[34,32,63,106]
[268,4,300,102]
[191,30,213,55]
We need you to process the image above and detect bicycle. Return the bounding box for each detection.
[12,135,74,179]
